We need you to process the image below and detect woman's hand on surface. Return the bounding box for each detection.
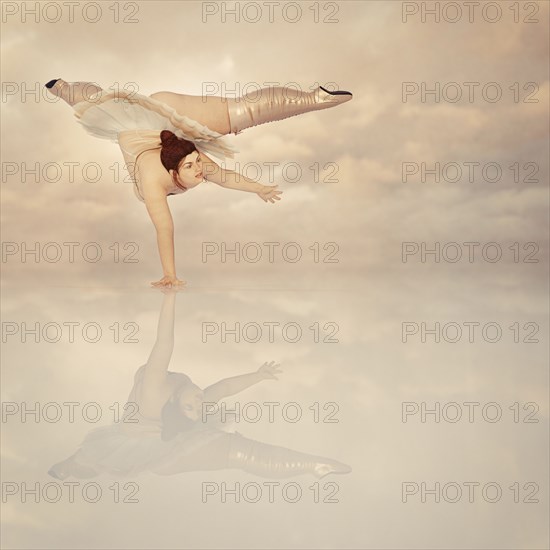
[150,275,186,289]
[257,185,283,204]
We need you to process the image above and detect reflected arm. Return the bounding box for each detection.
[203,371,265,403]
[142,291,176,380]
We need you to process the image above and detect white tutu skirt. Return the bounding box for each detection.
[71,89,239,202]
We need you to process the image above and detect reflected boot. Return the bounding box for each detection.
[226,434,352,479]
[48,455,98,480]
[44,79,103,107]
[226,85,353,135]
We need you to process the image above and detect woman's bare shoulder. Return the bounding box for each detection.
[136,149,173,196]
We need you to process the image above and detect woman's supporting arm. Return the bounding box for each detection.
[142,182,184,286]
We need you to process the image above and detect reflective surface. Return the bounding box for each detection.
[2,1,549,548]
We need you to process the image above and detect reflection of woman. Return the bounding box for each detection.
[45,79,352,288]
[48,291,351,480]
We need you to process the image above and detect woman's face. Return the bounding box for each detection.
[173,151,204,189]
[177,384,204,421]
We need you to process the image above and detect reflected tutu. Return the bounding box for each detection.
[68,417,232,478]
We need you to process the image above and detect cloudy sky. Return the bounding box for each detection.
[1,1,549,549]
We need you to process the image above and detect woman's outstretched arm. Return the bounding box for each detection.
[201,153,283,204]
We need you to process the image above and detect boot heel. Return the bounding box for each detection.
[319,85,353,96]
[45,79,60,89]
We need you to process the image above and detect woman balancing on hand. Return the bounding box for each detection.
[45,79,353,288]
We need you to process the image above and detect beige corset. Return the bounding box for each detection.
[117,129,164,202]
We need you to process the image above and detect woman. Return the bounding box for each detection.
[48,290,352,480]
[45,79,353,288]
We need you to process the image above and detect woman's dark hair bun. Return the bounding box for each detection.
[160,129,177,144]
[159,130,198,175]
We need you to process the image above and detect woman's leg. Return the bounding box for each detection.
[225,85,353,135]
[150,84,353,136]
[150,91,232,135]
[45,80,351,134]
[45,79,102,106]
